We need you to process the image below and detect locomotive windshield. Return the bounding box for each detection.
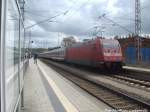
[102,41,120,48]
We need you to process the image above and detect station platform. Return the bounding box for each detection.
[22,59,111,112]
[123,66,150,73]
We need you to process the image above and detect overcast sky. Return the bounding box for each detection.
[24,0,150,48]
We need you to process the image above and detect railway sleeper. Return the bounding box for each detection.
[118,105,142,110]
[94,91,112,95]
[112,103,137,110]
[105,98,125,102]
[114,76,150,87]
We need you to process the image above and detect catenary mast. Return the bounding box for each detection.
[135,0,142,63]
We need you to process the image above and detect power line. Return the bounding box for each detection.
[111,3,149,22]
[60,0,79,21]
[99,14,133,34]
[112,17,135,22]
[25,11,67,29]
[25,10,50,18]
[61,0,91,23]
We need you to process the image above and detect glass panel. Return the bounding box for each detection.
[20,21,25,88]
[5,0,20,112]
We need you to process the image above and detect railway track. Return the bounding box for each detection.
[106,75,150,92]
[41,59,150,111]
[61,61,150,92]
[51,60,150,92]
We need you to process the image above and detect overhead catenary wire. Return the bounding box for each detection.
[61,0,91,23]
[24,10,50,18]
[98,14,134,34]
[24,0,82,30]
[25,0,150,39]
[59,0,80,21]
[79,25,107,36]
[113,3,150,21]
[25,11,68,29]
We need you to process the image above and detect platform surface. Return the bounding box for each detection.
[123,66,150,72]
[21,59,111,112]
[22,60,55,112]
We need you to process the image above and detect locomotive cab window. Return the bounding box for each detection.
[102,42,120,48]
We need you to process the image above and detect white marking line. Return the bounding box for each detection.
[38,63,79,112]
[123,66,150,72]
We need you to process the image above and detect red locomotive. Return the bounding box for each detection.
[39,37,123,70]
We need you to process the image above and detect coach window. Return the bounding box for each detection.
[5,0,20,111]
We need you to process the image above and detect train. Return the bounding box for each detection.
[39,37,123,70]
